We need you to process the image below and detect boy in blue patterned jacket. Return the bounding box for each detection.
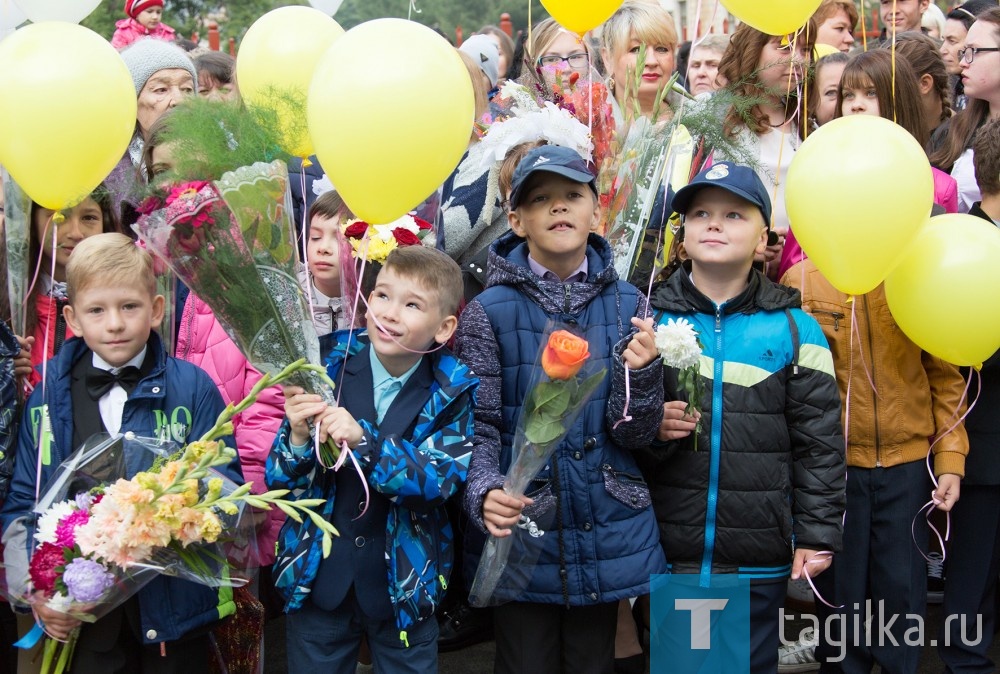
[266,246,478,673]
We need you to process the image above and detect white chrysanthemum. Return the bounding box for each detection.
[655,318,702,370]
[34,501,78,545]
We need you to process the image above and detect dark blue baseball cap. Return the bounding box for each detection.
[508,145,597,210]
[671,162,772,227]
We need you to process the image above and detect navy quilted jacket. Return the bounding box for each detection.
[457,231,666,607]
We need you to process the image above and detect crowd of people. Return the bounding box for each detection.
[0,0,997,672]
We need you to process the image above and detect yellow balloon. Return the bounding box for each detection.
[785,115,933,296]
[308,19,474,225]
[237,6,344,158]
[885,215,1000,367]
[0,22,136,210]
[541,0,624,34]
[722,0,821,35]
[814,43,840,59]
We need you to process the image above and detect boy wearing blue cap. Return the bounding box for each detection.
[607,163,846,672]
[456,145,665,673]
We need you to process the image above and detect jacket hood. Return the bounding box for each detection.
[649,263,801,316]
[487,230,621,314]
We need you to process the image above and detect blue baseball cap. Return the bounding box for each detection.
[508,145,597,210]
[671,162,772,227]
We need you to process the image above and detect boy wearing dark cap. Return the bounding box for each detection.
[457,145,665,673]
[608,162,846,672]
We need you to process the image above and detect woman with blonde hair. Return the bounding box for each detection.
[601,0,680,122]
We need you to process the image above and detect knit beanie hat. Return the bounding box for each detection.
[460,35,500,88]
[125,0,163,19]
[120,39,198,95]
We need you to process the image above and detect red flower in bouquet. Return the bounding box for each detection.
[392,228,420,246]
[137,195,164,216]
[343,221,369,239]
[164,181,218,231]
[28,543,66,595]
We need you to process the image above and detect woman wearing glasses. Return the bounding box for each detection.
[513,17,596,96]
[600,0,680,123]
[930,7,1000,212]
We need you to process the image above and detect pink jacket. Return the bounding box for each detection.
[176,294,285,565]
[111,17,177,50]
[28,292,75,388]
[778,167,960,279]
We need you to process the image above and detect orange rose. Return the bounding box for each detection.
[541,330,590,380]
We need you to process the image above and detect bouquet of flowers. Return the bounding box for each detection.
[655,317,704,446]
[134,161,341,465]
[6,359,339,673]
[340,213,434,266]
[468,325,606,607]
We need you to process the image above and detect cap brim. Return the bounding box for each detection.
[509,166,597,209]
[671,182,771,227]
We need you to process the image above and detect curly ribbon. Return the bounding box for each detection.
[910,368,980,565]
[800,550,842,609]
[612,363,633,430]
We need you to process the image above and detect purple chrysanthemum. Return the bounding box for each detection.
[61,558,114,603]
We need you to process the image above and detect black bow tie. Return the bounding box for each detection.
[86,365,142,400]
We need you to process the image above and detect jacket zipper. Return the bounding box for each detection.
[700,304,725,586]
[563,284,571,314]
[861,295,881,467]
[811,308,844,331]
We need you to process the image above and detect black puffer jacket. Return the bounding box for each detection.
[608,267,845,579]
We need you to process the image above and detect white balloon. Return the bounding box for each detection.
[308,0,344,16]
[0,0,27,33]
[13,0,101,24]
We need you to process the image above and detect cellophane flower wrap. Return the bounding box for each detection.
[4,377,339,674]
[468,325,606,607]
[2,168,31,338]
[133,160,340,465]
[655,317,704,446]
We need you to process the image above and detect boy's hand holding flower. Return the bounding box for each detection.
[315,407,363,450]
[658,401,700,441]
[282,385,329,446]
[32,604,81,642]
[482,490,533,538]
[654,317,705,447]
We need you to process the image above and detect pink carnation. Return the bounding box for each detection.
[54,509,91,548]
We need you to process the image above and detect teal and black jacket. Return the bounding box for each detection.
[608,266,846,583]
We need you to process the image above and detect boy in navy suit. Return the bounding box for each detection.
[267,245,478,674]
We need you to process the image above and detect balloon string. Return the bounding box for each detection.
[612,364,633,430]
[910,367,978,564]
[407,0,421,20]
[860,0,868,52]
[34,215,59,502]
[890,1,897,123]
[801,551,842,609]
